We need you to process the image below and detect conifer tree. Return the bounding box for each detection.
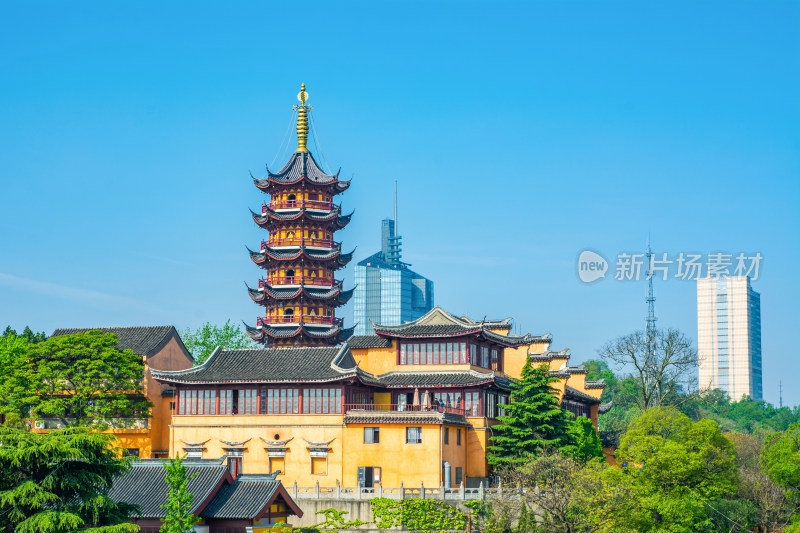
[160,455,198,533]
[487,361,574,465]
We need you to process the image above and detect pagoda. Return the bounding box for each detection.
[245,84,355,347]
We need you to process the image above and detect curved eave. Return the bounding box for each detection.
[252,324,348,340]
[253,175,349,193]
[248,246,347,266]
[247,284,353,306]
[251,208,345,228]
[373,327,483,340]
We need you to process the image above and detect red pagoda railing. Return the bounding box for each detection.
[266,199,333,211]
[343,404,469,417]
[259,276,337,287]
[262,238,338,249]
[257,315,343,327]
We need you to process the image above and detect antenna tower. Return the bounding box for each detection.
[645,237,657,356]
[780,381,783,408]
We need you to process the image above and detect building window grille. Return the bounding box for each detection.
[464,392,481,416]
[239,389,258,414]
[400,342,467,365]
[220,389,233,414]
[455,467,463,485]
[303,387,342,414]
[364,427,380,444]
[261,388,299,414]
[457,429,462,445]
[444,427,449,445]
[406,427,422,444]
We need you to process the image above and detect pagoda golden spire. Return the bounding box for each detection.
[293,83,311,152]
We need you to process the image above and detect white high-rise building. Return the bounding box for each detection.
[697,276,762,401]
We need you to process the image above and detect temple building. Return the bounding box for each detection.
[152,307,606,489]
[245,84,354,347]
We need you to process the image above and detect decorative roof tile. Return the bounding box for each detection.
[151,344,366,385]
[585,379,606,389]
[107,459,229,518]
[51,326,187,359]
[199,475,296,519]
[372,307,535,347]
[347,335,393,349]
[375,370,512,390]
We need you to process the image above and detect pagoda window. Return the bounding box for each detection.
[286,269,295,280]
[303,387,342,414]
[261,388,299,414]
[284,308,294,316]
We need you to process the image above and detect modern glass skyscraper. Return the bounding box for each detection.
[353,219,434,335]
[697,276,762,401]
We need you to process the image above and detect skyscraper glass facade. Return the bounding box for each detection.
[353,219,434,336]
[697,276,762,401]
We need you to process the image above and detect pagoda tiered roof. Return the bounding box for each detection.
[372,307,536,347]
[251,206,353,230]
[252,151,351,193]
[243,322,354,344]
[248,246,354,269]
[247,283,354,307]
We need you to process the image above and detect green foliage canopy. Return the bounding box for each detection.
[180,320,253,366]
[0,427,139,533]
[1,331,151,428]
[616,407,739,532]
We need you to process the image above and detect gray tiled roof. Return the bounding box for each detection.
[347,335,393,349]
[585,379,606,389]
[375,370,512,390]
[51,326,186,359]
[199,475,282,519]
[563,385,602,405]
[107,460,229,518]
[372,308,533,347]
[344,411,470,426]
[261,151,338,185]
[151,345,366,385]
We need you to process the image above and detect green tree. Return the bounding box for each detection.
[160,455,198,533]
[4,331,151,427]
[180,320,253,366]
[487,361,574,466]
[0,426,139,533]
[616,407,738,532]
[761,423,800,498]
[2,326,46,343]
[567,417,604,462]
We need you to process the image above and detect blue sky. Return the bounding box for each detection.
[1,1,798,405]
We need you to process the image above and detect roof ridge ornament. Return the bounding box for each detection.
[293,83,311,153]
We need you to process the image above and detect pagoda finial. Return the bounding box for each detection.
[293,83,311,152]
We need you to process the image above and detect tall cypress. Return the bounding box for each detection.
[487,361,574,466]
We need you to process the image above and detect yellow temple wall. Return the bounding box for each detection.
[170,414,347,485]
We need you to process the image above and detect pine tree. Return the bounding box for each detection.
[160,455,198,533]
[487,361,574,466]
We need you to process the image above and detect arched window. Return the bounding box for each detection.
[288,194,296,201]
[286,269,295,280]
[284,308,294,316]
